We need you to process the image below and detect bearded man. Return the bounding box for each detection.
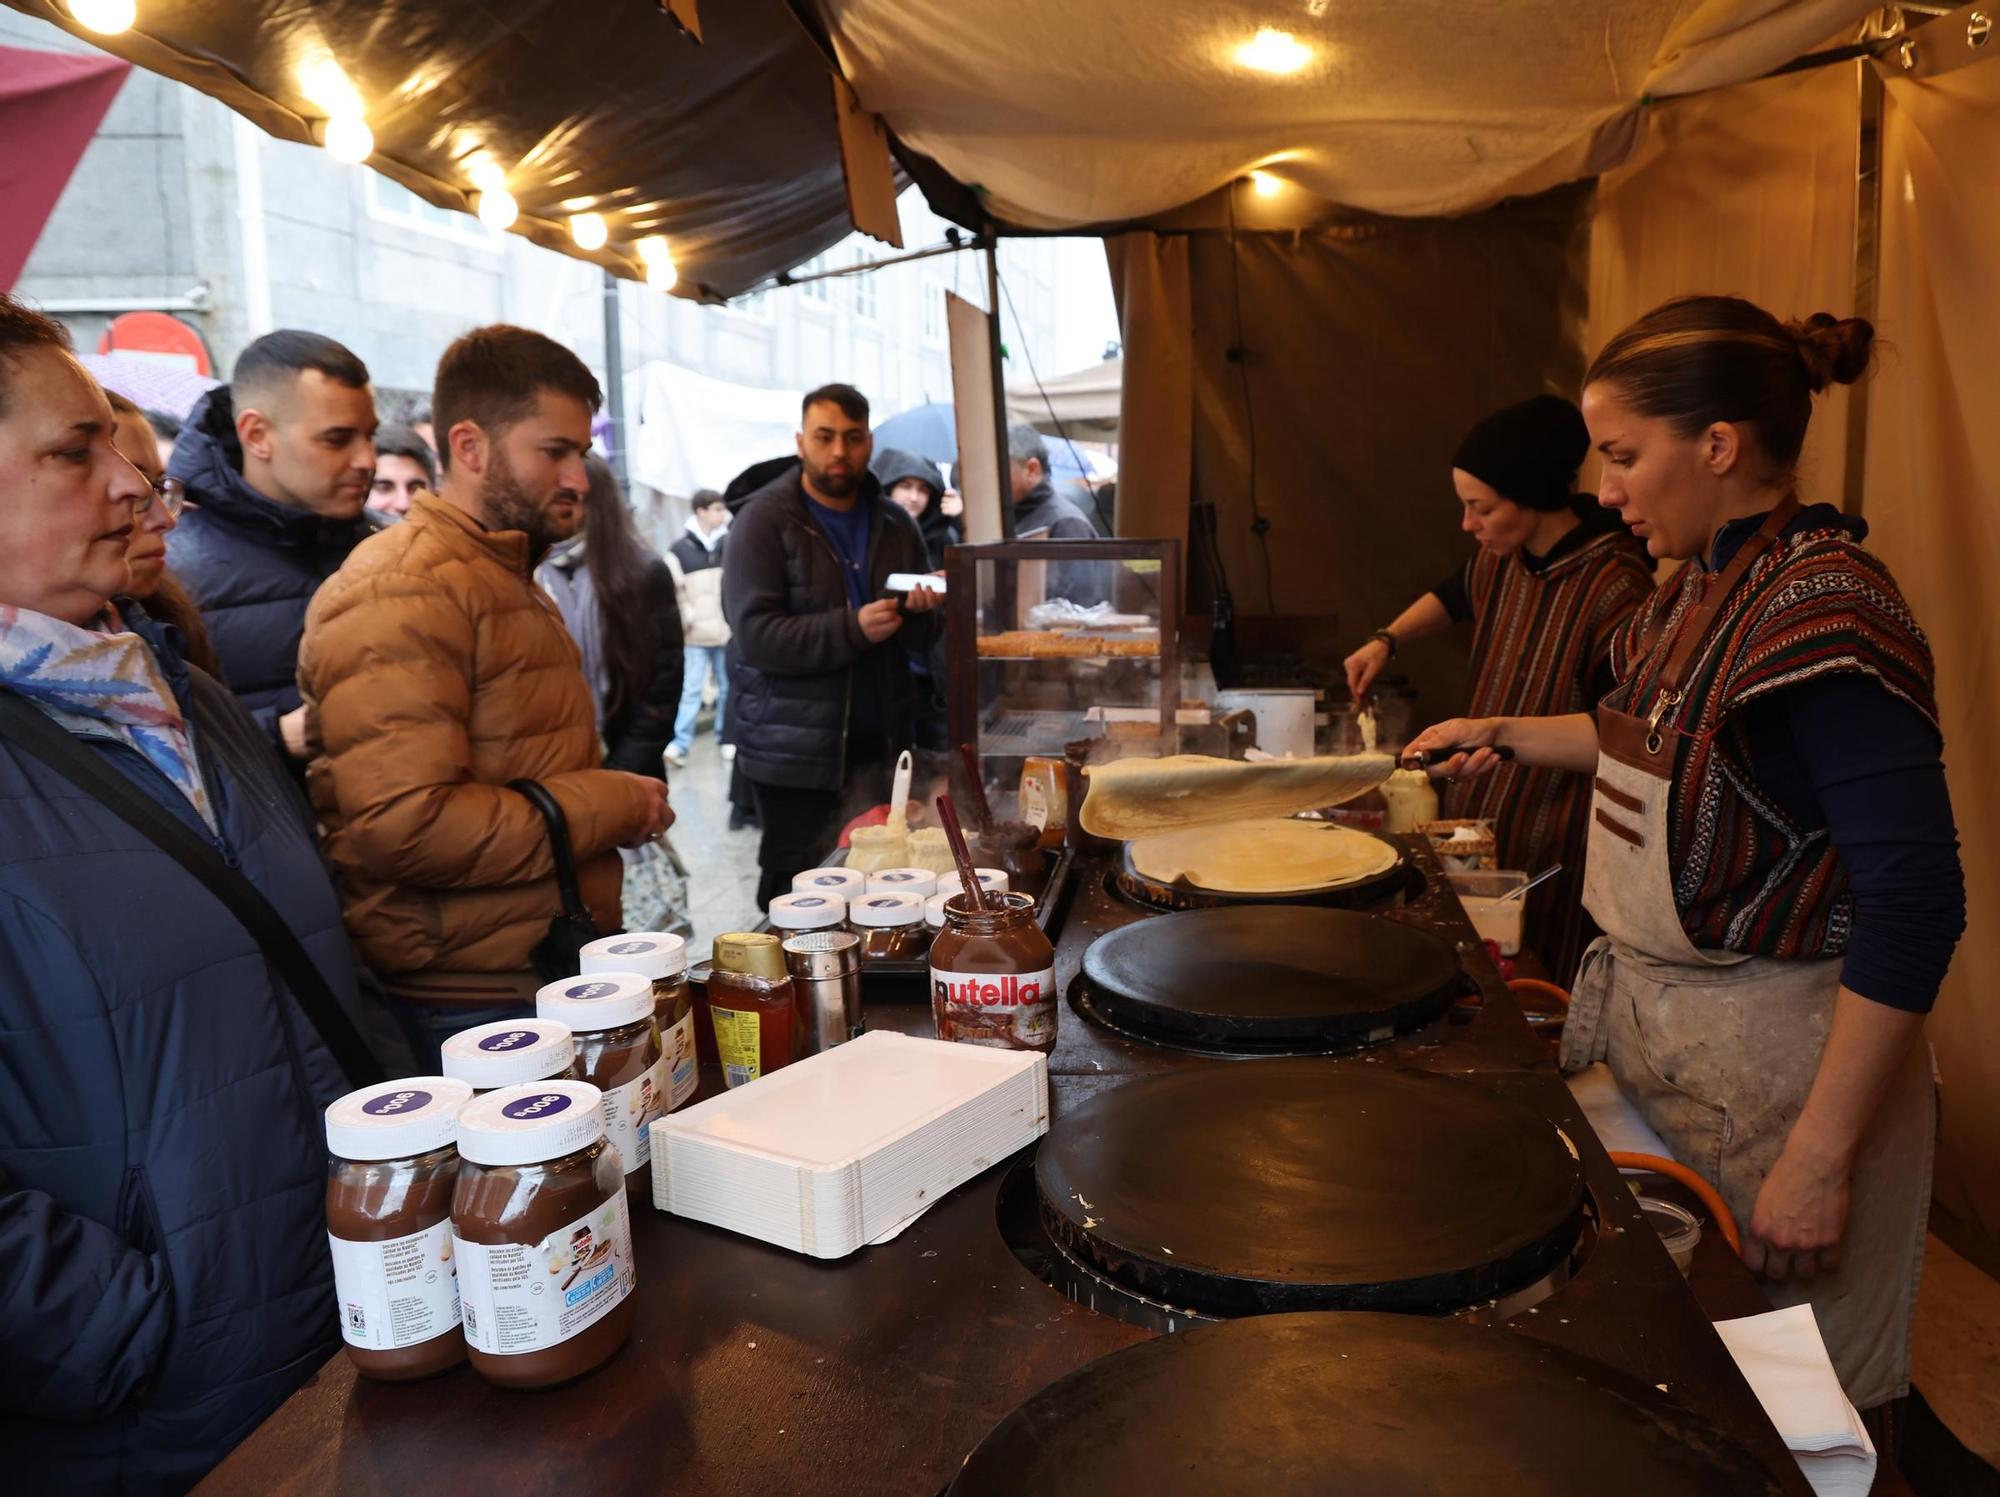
[299,325,672,1066]
[721,383,939,906]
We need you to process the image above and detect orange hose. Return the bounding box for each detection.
[1609,1151,1743,1255]
[1507,978,1572,1013]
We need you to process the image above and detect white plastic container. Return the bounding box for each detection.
[1447,869,1528,955]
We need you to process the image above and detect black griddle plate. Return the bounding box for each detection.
[946,1311,1785,1497]
[1079,904,1464,1050]
[1037,1063,1585,1316]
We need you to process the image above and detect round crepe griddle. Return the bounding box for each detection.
[946,1311,1785,1497]
[1081,906,1463,1049]
[1036,1063,1585,1317]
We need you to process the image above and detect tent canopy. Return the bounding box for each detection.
[1006,357,1122,442]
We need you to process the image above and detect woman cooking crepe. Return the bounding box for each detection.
[1345,394,1653,982]
[1408,295,1965,1414]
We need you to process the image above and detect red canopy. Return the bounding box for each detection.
[0,42,129,290]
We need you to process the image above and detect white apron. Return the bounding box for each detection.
[1559,498,1935,1411]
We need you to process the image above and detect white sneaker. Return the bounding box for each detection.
[719,743,737,761]
[663,745,689,768]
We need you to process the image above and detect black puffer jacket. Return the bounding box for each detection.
[871,447,960,567]
[722,468,937,791]
[165,388,371,748]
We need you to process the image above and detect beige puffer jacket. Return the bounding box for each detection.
[299,495,652,977]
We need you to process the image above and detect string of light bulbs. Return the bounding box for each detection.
[64,0,679,293]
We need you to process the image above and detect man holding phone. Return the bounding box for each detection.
[723,384,940,905]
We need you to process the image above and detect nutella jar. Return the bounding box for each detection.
[451,1082,636,1389]
[769,891,849,938]
[791,866,868,899]
[441,1018,578,1093]
[849,891,930,960]
[579,933,696,1113]
[929,892,1058,1052]
[866,866,938,899]
[536,973,665,1176]
[938,866,1010,901]
[324,1076,476,1381]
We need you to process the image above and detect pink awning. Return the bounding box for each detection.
[0,42,130,290]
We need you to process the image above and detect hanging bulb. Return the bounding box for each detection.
[468,157,508,193]
[636,235,677,290]
[1249,170,1283,199]
[68,0,136,33]
[318,113,374,165]
[475,187,518,231]
[568,213,608,252]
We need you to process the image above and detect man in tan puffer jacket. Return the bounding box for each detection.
[300,325,672,1065]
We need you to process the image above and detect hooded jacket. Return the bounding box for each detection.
[722,467,936,790]
[872,447,960,567]
[164,387,372,748]
[0,611,364,1494]
[299,495,654,978]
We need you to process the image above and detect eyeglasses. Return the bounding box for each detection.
[132,476,185,519]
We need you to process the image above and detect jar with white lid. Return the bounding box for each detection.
[441,1018,578,1093]
[791,866,867,898]
[769,890,849,936]
[848,890,930,960]
[866,866,938,899]
[451,1082,635,1389]
[536,973,665,1175]
[324,1076,477,1381]
[579,933,695,1112]
[938,867,1010,900]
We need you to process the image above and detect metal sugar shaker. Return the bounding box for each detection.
[781,931,864,1055]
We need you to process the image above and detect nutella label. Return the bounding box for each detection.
[601,1055,668,1173]
[329,1219,460,1350]
[931,965,1058,1051]
[455,1191,634,1358]
[477,1030,541,1054]
[361,1088,434,1116]
[662,1008,698,1110]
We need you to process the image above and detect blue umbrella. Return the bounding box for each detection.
[874,401,1098,485]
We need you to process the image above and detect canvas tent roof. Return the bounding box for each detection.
[1005,357,1122,442]
[3,0,1876,295]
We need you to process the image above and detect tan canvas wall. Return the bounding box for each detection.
[1587,64,1860,508]
[1861,58,2000,1275]
[1109,188,1592,716]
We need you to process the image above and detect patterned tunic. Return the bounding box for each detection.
[1443,526,1654,982]
[1604,524,1938,959]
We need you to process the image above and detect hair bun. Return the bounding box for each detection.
[1785,312,1875,391]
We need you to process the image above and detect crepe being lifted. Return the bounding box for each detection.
[1128,817,1400,894]
[1079,753,1395,840]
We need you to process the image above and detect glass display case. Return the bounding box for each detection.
[945,539,1182,819]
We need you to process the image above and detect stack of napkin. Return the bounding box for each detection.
[1714,1304,1877,1497]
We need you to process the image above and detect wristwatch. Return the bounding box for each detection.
[1369,628,1399,659]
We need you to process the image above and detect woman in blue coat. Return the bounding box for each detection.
[0,297,368,1491]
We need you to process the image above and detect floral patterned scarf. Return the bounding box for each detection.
[0,604,217,831]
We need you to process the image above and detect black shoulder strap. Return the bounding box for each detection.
[507,777,589,921]
[0,691,384,1088]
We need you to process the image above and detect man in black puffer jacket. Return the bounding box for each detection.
[167,330,377,771]
[724,385,939,906]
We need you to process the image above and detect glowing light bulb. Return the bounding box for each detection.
[319,113,374,165]
[568,213,608,252]
[468,157,507,193]
[68,0,135,32]
[1250,170,1283,199]
[476,187,518,231]
[645,255,679,293]
[1235,28,1312,75]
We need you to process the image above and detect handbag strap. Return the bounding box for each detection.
[508,778,590,923]
[0,690,384,1088]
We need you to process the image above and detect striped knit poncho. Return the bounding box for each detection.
[1604,522,1939,961]
[1443,526,1655,982]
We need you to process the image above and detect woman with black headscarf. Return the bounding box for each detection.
[1344,394,1654,981]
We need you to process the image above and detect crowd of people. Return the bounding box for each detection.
[0,291,1107,1492]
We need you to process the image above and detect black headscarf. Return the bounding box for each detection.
[1451,394,1590,513]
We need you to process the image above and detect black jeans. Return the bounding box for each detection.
[749,744,894,908]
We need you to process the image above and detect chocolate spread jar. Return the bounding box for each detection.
[768,891,849,938]
[324,1076,477,1381]
[536,973,666,1176]
[866,866,939,899]
[451,1082,636,1389]
[849,891,930,960]
[791,866,868,899]
[440,1018,578,1093]
[929,892,1058,1051]
[579,933,696,1113]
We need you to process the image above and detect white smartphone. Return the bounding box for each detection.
[884,573,947,594]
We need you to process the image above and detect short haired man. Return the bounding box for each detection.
[723,383,940,906]
[665,488,732,767]
[166,329,378,764]
[300,325,672,1065]
[369,421,436,520]
[1006,421,1108,606]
